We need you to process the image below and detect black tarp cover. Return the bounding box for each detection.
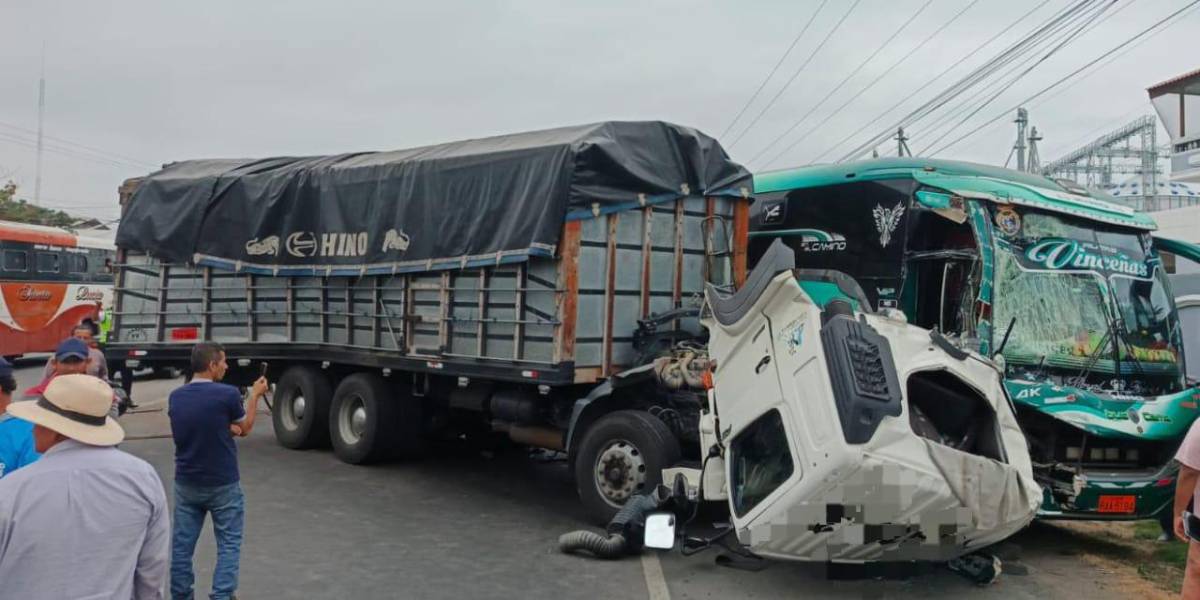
[116,121,751,276]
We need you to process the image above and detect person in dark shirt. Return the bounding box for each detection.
[168,342,268,600]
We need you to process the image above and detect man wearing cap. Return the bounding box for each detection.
[169,342,268,600]
[0,357,38,478]
[41,323,109,380]
[0,374,169,598]
[25,337,120,419]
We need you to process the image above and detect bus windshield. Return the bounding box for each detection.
[989,207,1184,394]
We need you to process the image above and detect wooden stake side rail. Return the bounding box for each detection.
[110,195,749,385]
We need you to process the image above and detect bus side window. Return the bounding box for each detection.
[3,249,28,272]
[36,251,61,274]
[69,254,87,273]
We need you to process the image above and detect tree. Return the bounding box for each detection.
[0,181,77,228]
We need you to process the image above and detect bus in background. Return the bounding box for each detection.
[0,220,115,359]
[749,157,1200,528]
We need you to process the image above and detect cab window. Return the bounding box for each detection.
[730,409,794,517]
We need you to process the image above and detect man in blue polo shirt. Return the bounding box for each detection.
[0,358,38,479]
[168,342,268,600]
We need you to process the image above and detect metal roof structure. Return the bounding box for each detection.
[1041,116,1165,211]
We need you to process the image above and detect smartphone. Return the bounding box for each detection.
[1183,510,1200,542]
[259,362,269,379]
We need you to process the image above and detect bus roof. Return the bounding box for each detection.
[0,219,115,250]
[755,157,1157,231]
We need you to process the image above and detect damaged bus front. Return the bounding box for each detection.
[750,158,1200,523]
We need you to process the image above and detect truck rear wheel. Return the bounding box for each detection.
[330,373,397,464]
[574,409,681,525]
[272,366,333,449]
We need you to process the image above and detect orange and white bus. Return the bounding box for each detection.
[0,220,115,359]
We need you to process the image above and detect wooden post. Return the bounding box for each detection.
[200,267,212,341]
[672,200,684,308]
[733,199,750,287]
[155,264,168,343]
[603,214,619,376]
[285,279,295,343]
[372,278,381,349]
[477,269,488,358]
[640,206,652,318]
[704,197,715,284]
[246,274,256,342]
[513,264,526,361]
[554,221,581,365]
[439,271,451,355]
[402,275,413,355]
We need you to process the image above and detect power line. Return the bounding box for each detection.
[954,8,1167,158]
[805,0,1028,165]
[745,0,935,166]
[915,0,1116,155]
[726,0,863,149]
[928,0,1200,156]
[719,0,831,139]
[0,121,156,169]
[834,0,1095,163]
[911,0,1111,147]
[0,131,150,171]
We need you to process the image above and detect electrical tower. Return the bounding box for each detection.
[1013,108,1029,171]
[895,127,911,157]
[1027,126,1042,173]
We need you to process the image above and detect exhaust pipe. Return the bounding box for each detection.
[491,421,564,451]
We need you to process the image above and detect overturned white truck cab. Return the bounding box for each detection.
[663,241,1040,562]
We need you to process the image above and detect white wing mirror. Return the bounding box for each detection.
[643,512,676,550]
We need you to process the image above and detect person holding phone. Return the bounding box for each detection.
[1173,416,1200,598]
[167,342,268,600]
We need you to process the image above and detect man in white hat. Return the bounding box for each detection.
[0,374,169,599]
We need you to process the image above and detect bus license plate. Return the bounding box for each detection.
[1098,495,1136,514]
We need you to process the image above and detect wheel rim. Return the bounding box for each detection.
[280,389,306,431]
[593,439,646,507]
[338,394,368,445]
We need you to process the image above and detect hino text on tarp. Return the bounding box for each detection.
[106,122,1037,566]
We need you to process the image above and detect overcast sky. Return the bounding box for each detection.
[1,0,1196,221]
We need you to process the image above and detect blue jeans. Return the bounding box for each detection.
[171,481,245,600]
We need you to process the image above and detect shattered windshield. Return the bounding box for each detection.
[989,206,1183,390]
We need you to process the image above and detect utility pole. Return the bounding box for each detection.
[1013,108,1029,172]
[895,127,911,157]
[1026,126,1042,173]
[34,42,45,206]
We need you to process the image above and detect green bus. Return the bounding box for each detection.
[750,157,1200,524]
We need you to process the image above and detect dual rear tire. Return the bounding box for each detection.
[271,366,425,464]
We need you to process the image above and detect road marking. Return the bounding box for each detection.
[640,552,671,600]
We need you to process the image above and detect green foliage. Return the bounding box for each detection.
[0,181,77,228]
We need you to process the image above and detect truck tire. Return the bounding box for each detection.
[330,373,397,465]
[272,366,333,449]
[574,409,681,525]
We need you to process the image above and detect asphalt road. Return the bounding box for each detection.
[9,361,1145,599]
